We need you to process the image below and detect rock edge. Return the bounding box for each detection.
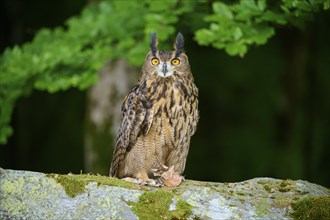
[0,168,329,219]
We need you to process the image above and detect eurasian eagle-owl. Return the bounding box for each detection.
[110,33,199,186]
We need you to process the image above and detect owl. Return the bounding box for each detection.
[110,33,199,187]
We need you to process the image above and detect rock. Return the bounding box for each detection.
[0,168,329,219]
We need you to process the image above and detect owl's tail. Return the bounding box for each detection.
[109,142,126,177]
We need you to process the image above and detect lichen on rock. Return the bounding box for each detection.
[1,168,329,219]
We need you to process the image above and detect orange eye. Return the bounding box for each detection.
[171,58,180,65]
[151,58,159,65]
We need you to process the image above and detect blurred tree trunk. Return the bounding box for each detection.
[277,25,321,180]
[302,26,315,181]
[279,29,307,147]
[84,60,137,175]
[275,28,308,179]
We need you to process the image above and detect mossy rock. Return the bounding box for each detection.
[47,173,137,197]
[130,190,192,220]
[290,196,330,220]
[1,168,329,219]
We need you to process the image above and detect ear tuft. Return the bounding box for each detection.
[150,33,158,56]
[174,32,184,57]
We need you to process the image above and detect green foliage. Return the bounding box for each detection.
[195,0,329,56]
[0,0,328,144]
[0,0,196,144]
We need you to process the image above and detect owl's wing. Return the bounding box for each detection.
[110,85,153,177]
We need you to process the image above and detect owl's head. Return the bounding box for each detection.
[142,33,191,79]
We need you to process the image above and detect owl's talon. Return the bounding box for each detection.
[122,177,163,187]
[155,178,164,185]
[138,178,163,187]
[144,179,156,185]
[122,177,141,184]
[152,164,170,177]
[159,166,184,187]
[151,169,162,177]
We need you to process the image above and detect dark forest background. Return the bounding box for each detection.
[0,0,329,187]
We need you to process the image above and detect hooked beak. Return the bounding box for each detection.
[163,63,167,76]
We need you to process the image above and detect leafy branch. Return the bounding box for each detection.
[195,0,329,56]
[0,0,328,144]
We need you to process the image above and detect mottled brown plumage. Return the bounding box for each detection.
[110,33,199,185]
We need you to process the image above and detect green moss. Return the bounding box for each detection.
[235,191,246,196]
[272,193,293,208]
[297,190,309,195]
[278,180,294,192]
[255,202,269,216]
[131,190,172,219]
[239,198,245,203]
[47,173,136,197]
[130,190,192,220]
[47,174,85,197]
[228,190,234,196]
[290,196,330,220]
[257,179,295,193]
[257,181,272,193]
[171,199,193,219]
[262,184,272,192]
